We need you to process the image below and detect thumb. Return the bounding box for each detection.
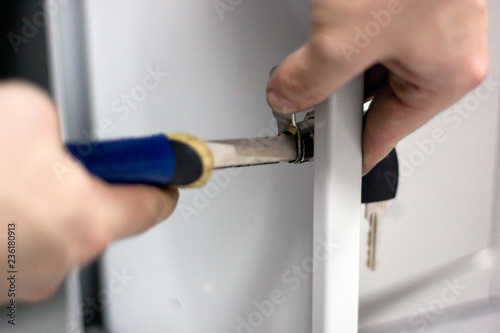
[266,36,374,114]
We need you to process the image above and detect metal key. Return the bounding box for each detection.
[365,201,387,271]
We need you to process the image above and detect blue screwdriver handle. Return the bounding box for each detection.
[66,133,213,187]
[66,134,177,186]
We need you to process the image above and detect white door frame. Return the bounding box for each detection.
[313,79,364,332]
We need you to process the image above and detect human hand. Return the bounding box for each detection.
[267,0,488,174]
[0,81,178,303]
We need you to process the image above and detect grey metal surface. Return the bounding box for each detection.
[46,0,89,332]
[490,0,500,306]
[82,1,314,332]
[47,0,93,141]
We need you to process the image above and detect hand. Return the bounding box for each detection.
[267,0,488,174]
[0,81,178,303]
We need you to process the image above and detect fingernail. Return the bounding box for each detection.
[267,91,297,114]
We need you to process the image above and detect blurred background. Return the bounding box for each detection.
[0,0,499,332]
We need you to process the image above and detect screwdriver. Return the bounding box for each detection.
[66,132,300,188]
[66,111,399,218]
[66,108,315,188]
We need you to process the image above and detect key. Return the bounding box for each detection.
[361,145,399,271]
[365,201,386,270]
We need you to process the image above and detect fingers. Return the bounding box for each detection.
[266,0,393,114]
[364,64,389,101]
[267,37,371,114]
[97,183,179,241]
[362,84,441,175]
